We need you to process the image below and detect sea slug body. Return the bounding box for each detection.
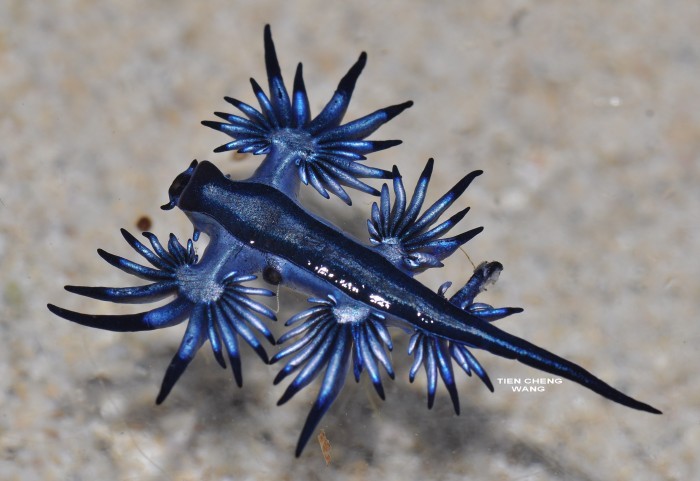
[48,25,660,457]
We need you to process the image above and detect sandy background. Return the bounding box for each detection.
[1,1,698,480]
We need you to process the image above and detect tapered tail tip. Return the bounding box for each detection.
[635,401,662,415]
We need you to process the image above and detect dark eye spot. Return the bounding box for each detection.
[263,265,282,285]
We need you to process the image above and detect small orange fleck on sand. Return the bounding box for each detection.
[318,429,332,465]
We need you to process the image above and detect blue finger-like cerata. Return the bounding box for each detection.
[48,24,660,458]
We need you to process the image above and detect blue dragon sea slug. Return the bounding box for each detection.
[48,25,661,457]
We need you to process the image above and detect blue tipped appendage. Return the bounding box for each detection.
[271,294,394,456]
[408,261,523,414]
[202,25,412,204]
[48,229,277,402]
[368,158,484,273]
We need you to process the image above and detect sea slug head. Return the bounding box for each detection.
[162,159,199,210]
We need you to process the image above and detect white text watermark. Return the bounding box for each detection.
[496,377,563,392]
